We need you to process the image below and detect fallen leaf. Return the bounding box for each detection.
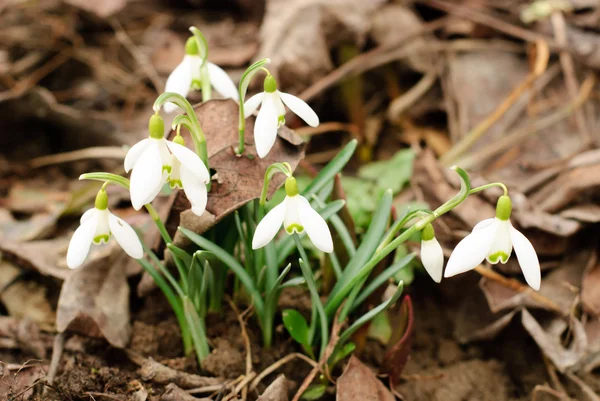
[380,295,414,388]
[56,252,131,348]
[582,258,600,316]
[521,309,588,373]
[337,355,395,401]
[161,383,210,401]
[561,204,600,223]
[0,238,71,280]
[64,0,127,17]
[257,374,289,401]
[0,362,47,401]
[168,99,305,246]
[258,0,384,90]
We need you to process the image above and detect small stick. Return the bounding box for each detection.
[227,298,253,401]
[474,266,563,314]
[250,353,317,391]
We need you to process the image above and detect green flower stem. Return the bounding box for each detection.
[293,234,329,358]
[259,162,292,205]
[325,166,472,317]
[236,58,271,155]
[154,93,209,170]
[79,173,130,190]
[469,182,508,196]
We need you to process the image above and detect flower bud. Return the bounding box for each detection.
[495,195,512,221]
[149,114,165,139]
[185,37,199,56]
[285,176,299,197]
[95,188,108,210]
[264,75,277,93]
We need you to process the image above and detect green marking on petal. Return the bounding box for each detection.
[162,165,172,174]
[169,180,183,189]
[277,115,285,127]
[191,79,202,90]
[93,234,110,245]
[488,251,509,264]
[285,223,304,234]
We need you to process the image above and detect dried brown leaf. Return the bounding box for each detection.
[169,99,304,246]
[64,0,127,17]
[257,375,289,401]
[337,355,394,401]
[258,0,384,90]
[161,383,210,401]
[56,253,131,348]
[380,295,414,388]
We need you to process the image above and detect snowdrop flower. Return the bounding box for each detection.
[444,195,541,290]
[252,177,333,253]
[244,75,319,158]
[67,189,143,269]
[420,223,444,283]
[124,114,210,215]
[164,37,238,113]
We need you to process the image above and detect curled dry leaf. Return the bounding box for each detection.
[257,374,289,401]
[168,99,305,247]
[161,383,210,401]
[337,355,395,401]
[56,252,131,348]
[380,295,414,389]
[258,0,384,90]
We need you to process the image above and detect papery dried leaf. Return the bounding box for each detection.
[257,375,289,401]
[380,295,414,388]
[64,0,127,17]
[168,99,304,246]
[0,238,71,280]
[56,253,131,348]
[337,355,395,401]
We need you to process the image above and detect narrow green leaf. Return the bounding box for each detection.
[328,342,355,368]
[183,296,210,363]
[79,172,130,189]
[300,384,327,400]
[337,282,404,346]
[302,139,357,198]
[280,276,306,288]
[264,263,291,311]
[167,244,193,268]
[282,309,310,347]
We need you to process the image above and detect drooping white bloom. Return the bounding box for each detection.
[420,224,443,283]
[252,177,333,253]
[444,195,541,290]
[67,190,143,269]
[124,115,210,215]
[244,75,319,158]
[164,37,238,113]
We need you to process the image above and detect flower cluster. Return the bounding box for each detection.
[419,195,541,290]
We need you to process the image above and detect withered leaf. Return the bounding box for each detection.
[56,252,131,348]
[257,375,289,401]
[337,355,395,401]
[168,99,305,246]
[380,295,414,389]
[0,238,71,280]
[64,0,127,17]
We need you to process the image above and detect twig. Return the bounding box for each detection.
[457,74,596,169]
[42,332,66,398]
[387,68,438,121]
[227,298,253,401]
[249,353,317,391]
[294,122,361,138]
[474,266,563,314]
[186,384,226,395]
[291,307,345,401]
[29,146,127,168]
[551,11,590,141]
[223,372,257,401]
[440,39,549,165]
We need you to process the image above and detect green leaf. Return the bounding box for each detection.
[187,252,204,309]
[359,149,414,194]
[167,244,193,268]
[368,310,392,344]
[183,296,210,363]
[282,309,310,347]
[338,281,404,346]
[178,227,265,317]
[280,276,306,288]
[79,172,130,190]
[328,342,355,368]
[302,139,357,198]
[300,384,327,400]
[264,264,292,311]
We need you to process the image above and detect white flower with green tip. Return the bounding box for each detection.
[444,195,541,290]
[420,223,444,283]
[124,114,210,216]
[244,75,319,158]
[67,189,143,269]
[252,177,333,253]
[164,37,238,113]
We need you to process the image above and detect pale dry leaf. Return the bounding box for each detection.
[337,355,395,401]
[257,375,289,401]
[56,252,131,348]
[258,0,384,90]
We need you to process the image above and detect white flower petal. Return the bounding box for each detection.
[445,220,498,278]
[473,217,495,232]
[279,91,319,127]
[254,94,279,158]
[124,138,151,173]
[486,219,512,264]
[80,208,97,224]
[66,215,98,269]
[130,142,164,210]
[190,56,202,81]
[297,196,333,253]
[274,93,285,120]
[180,165,208,216]
[421,238,444,283]
[244,92,264,116]
[283,195,301,231]
[166,141,210,183]
[108,212,143,259]
[95,209,110,238]
[252,200,287,249]
[164,56,194,113]
[509,223,541,290]
[207,62,238,100]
